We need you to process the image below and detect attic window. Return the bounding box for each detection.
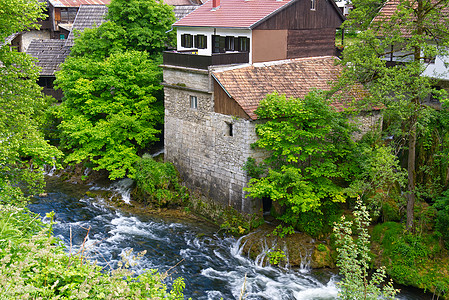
[181,34,193,48]
[311,0,316,10]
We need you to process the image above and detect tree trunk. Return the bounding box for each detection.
[406,118,417,231]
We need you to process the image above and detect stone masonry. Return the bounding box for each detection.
[163,65,264,214]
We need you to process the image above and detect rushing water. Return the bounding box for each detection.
[29,177,431,300]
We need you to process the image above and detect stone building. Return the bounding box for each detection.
[161,0,376,214]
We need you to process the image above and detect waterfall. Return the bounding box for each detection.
[108,178,134,204]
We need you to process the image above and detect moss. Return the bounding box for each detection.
[371,222,449,298]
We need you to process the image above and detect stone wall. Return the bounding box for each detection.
[20,30,51,52]
[163,66,263,214]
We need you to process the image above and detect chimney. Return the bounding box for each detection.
[212,0,220,10]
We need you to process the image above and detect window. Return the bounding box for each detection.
[181,34,193,48]
[190,95,198,109]
[238,37,249,52]
[227,122,233,136]
[59,34,65,40]
[225,36,235,51]
[311,0,316,10]
[212,35,226,53]
[195,35,207,49]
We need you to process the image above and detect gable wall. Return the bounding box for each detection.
[213,80,251,119]
[252,29,288,63]
[287,28,336,58]
[253,0,343,30]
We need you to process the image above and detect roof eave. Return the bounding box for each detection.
[249,0,297,29]
[173,24,250,29]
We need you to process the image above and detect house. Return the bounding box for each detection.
[46,0,111,40]
[26,39,71,100]
[26,4,108,100]
[371,0,449,89]
[162,0,369,214]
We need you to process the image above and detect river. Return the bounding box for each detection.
[28,176,431,300]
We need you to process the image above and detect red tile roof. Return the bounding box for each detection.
[48,0,110,8]
[212,56,367,120]
[371,0,449,37]
[174,0,295,28]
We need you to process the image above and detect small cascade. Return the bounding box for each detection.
[108,178,134,204]
[298,244,314,273]
[44,158,57,176]
[151,148,164,158]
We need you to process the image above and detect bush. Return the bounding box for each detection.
[133,155,189,208]
[434,190,449,249]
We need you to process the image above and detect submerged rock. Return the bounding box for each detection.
[241,224,335,269]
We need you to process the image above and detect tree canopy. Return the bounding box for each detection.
[340,0,449,230]
[55,0,175,180]
[0,0,61,200]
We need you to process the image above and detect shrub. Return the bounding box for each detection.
[434,190,449,249]
[133,154,189,208]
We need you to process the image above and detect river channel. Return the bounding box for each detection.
[28,176,431,300]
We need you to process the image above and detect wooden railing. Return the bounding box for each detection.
[163,51,249,69]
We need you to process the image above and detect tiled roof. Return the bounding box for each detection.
[48,0,110,8]
[371,0,449,37]
[26,39,71,76]
[173,5,199,20]
[174,0,295,28]
[212,56,366,120]
[65,5,108,46]
[164,0,201,5]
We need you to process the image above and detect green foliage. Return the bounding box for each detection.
[133,155,189,207]
[339,0,449,230]
[266,249,286,265]
[350,144,407,216]
[0,0,62,197]
[0,0,46,42]
[0,204,187,299]
[107,0,176,54]
[316,243,327,252]
[245,91,358,235]
[54,51,163,180]
[54,0,175,180]
[372,222,449,296]
[269,225,295,238]
[333,198,398,300]
[434,190,449,249]
[220,207,264,235]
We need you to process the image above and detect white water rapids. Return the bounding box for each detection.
[29,177,430,300]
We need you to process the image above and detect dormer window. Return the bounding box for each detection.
[195,35,207,49]
[181,34,194,48]
[311,0,316,10]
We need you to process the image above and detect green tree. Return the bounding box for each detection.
[0,0,61,200]
[244,91,358,234]
[333,198,398,299]
[55,0,175,180]
[107,0,176,54]
[340,0,449,230]
[55,50,163,180]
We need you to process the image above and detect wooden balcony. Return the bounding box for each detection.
[163,51,249,69]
